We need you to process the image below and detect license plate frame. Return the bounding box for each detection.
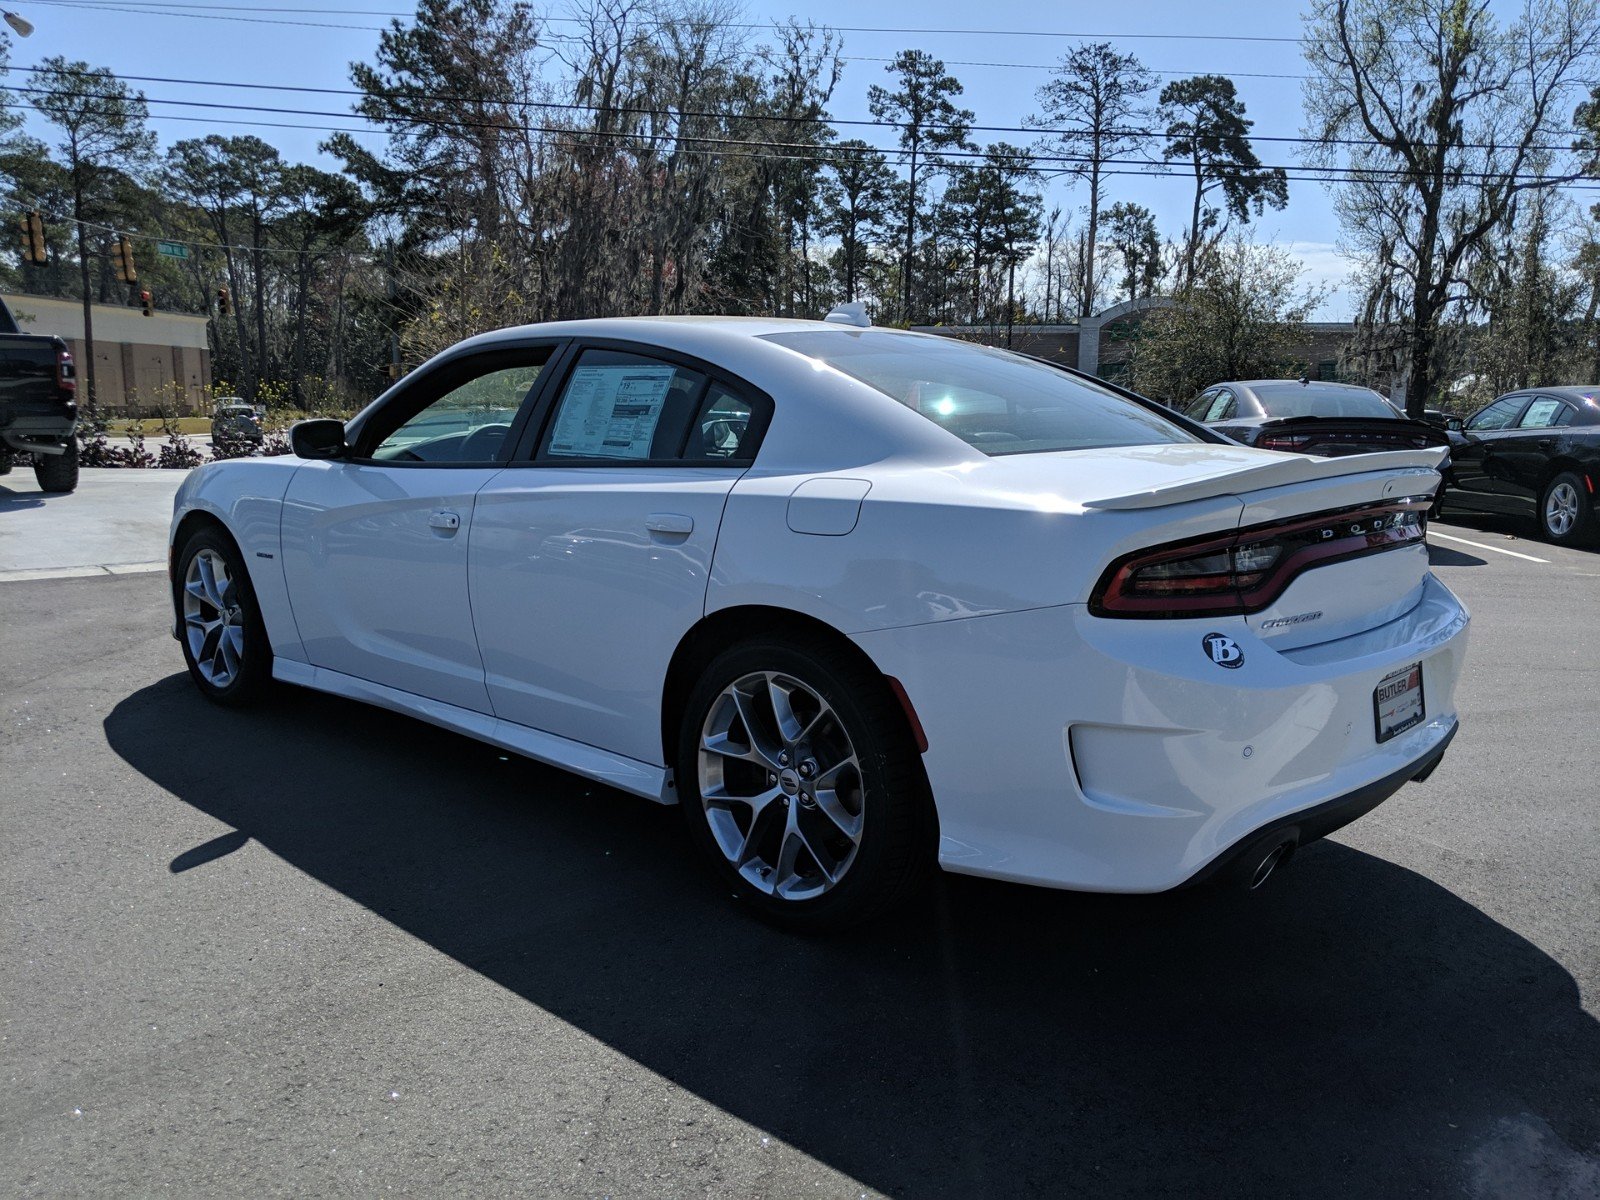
[1373,662,1425,744]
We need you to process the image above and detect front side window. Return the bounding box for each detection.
[1467,396,1525,431]
[1183,390,1218,420]
[762,329,1197,455]
[371,357,547,463]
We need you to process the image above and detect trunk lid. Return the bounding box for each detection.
[1070,445,1444,650]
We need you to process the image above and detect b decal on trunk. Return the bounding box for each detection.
[1202,633,1245,669]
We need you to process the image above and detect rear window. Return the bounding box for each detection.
[761,329,1196,455]
[1252,383,1398,420]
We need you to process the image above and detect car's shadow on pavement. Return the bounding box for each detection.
[0,482,48,510]
[105,675,1600,1197]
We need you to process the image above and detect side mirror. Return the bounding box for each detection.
[1448,417,1463,432]
[289,418,349,460]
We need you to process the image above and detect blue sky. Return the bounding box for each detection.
[0,0,1430,316]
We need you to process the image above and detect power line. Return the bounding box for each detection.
[8,96,1600,195]
[11,66,1593,153]
[23,0,1600,87]
[33,0,1592,49]
[11,1,1317,43]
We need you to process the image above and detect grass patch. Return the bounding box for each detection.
[107,417,213,435]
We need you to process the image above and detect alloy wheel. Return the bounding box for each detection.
[183,548,245,688]
[1545,480,1580,538]
[697,671,865,901]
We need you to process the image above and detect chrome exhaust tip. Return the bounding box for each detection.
[1248,840,1295,890]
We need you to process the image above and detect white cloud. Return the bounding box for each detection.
[1284,241,1357,321]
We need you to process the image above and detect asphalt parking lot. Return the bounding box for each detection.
[2,471,1598,1197]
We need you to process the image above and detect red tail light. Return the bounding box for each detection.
[1257,433,1312,452]
[57,348,76,394]
[1091,497,1432,618]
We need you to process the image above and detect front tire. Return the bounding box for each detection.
[1538,471,1597,547]
[32,441,79,493]
[675,635,935,931]
[175,526,274,705]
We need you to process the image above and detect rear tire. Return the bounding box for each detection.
[32,441,79,493]
[175,525,274,706]
[1538,471,1597,547]
[675,634,935,931]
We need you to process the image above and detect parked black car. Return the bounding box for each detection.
[1440,387,1600,546]
[1183,379,1453,458]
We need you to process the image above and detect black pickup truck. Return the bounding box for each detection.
[0,295,79,492]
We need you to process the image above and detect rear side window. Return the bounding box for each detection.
[1207,390,1238,422]
[540,349,706,462]
[762,329,1196,455]
[1519,398,1573,429]
[1252,384,1397,420]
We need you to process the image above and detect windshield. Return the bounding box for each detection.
[762,330,1196,455]
[1253,384,1399,420]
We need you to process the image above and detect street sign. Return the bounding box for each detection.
[155,240,190,260]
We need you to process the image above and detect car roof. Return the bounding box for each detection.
[438,315,1017,367]
[1507,385,1600,402]
[1224,379,1382,395]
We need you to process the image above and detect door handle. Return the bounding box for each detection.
[645,512,693,536]
[428,509,461,533]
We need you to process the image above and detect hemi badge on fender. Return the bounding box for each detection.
[1261,610,1322,630]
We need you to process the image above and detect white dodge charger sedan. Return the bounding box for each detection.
[169,315,1469,928]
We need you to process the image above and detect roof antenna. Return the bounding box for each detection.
[824,300,871,329]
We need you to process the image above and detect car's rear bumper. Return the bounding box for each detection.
[1,409,76,449]
[852,573,1470,892]
[1180,717,1456,888]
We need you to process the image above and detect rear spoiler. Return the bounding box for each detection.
[1084,447,1449,511]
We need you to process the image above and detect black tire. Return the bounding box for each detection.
[174,525,274,706]
[675,633,936,931]
[32,441,79,493]
[1537,470,1598,547]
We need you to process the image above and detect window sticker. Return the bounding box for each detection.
[547,364,676,458]
[1521,398,1562,428]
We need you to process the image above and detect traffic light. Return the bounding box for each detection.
[20,210,47,265]
[217,286,230,316]
[140,289,153,317]
[113,235,137,283]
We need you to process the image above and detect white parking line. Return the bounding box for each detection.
[1428,531,1550,564]
[0,560,167,584]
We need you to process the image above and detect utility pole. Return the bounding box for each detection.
[385,240,400,383]
[72,167,97,410]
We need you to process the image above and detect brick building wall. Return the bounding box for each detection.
[2,292,211,412]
